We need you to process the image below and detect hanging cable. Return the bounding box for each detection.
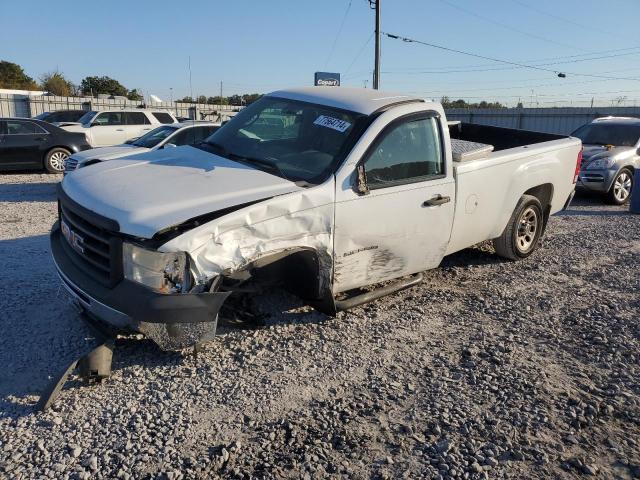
[383,32,640,82]
[324,0,353,69]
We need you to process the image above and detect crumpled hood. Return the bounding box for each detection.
[61,146,303,238]
[581,144,636,166]
[71,145,148,162]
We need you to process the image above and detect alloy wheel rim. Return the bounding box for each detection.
[613,172,632,202]
[516,207,538,253]
[49,151,68,171]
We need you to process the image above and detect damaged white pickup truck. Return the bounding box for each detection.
[51,87,582,351]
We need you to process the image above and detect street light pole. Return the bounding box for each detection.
[373,0,381,89]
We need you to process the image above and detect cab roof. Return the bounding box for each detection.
[591,116,640,125]
[267,87,424,115]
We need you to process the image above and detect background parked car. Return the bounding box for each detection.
[59,109,178,147]
[65,121,221,173]
[0,117,90,173]
[33,110,86,125]
[572,117,640,205]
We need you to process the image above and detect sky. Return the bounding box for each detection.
[1,0,639,107]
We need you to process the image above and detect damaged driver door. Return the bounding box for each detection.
[333,111,455,294]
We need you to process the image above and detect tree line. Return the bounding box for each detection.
[0,60,261,105]
[440,96,506,109]
[176,94,262,106]
[0,60,145,100]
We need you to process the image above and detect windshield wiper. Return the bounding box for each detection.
[228,154,306,184]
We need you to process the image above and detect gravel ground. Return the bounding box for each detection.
[0,172,638,479]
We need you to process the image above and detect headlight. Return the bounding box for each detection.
[586,157,615,170]
[123,243,189,293]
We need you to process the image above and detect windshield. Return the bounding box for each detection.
[572,123,640,147]
[34,112,50,120]
[132,125,178,148]
[201,96,365,183]
[77,110,97,126]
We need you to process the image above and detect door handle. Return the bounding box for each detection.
[116,129,124,132]
[423,194,451,207]
[142,128,151,131]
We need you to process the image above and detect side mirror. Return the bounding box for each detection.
[355,164,369,195]
[164,143,177,149]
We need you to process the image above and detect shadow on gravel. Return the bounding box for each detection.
[0,182,60,202]
[440,245,505,268]
[557,209,632,217]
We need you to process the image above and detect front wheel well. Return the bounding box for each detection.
[224,248,333,308]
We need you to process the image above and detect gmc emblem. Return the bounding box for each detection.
[61,220,85,254]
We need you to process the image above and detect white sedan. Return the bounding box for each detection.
[64,122,220,173]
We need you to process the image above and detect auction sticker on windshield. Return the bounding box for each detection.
[314,115,351,133]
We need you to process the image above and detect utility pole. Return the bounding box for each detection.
[373,0,381,89]
[220,81,223,106]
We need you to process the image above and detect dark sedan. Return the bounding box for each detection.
[0,118,91,173]
[33,110,86,125]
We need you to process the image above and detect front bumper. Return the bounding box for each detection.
[51,223,230,350]
[576,169,616,193]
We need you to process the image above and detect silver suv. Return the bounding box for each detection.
[573,117,639,205]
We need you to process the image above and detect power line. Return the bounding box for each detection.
[324,0,353,69]
[381,50,640,75]
[383,32,640,82]
[381,47,640,73]
[438,0,584,51]
[344,31,374,76]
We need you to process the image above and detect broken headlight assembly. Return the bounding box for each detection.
[123,243,191,293]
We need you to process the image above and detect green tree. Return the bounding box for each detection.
[0,60,39,90]
[127,89,143,101]
[41,71,73,96]
[208,95,228,105]
[177,96,194,103]
[197,95,208,104]
[80,76,128,97]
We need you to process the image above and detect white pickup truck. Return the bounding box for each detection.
[51,87,582,350]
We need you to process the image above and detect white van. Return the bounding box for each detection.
[60,110,178,147]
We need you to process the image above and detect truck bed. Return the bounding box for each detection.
[444,122,581,256]
[448,122,567,156]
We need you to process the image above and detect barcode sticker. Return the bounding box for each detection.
[313,115,351,133]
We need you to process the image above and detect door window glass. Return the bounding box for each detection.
[364,117,443,188]
[125,112,150,125]
[6,120,46,134]
[94,112,124,126]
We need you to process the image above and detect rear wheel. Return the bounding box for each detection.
[493,195,544,260]
[45,147,70,173]
[606,168,633,205]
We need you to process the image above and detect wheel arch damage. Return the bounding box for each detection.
[159,181,337,318]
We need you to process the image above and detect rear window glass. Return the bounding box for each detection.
[152,112,175,124]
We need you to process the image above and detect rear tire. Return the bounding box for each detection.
[606,168,633,205]
[45,147,70,173]
[493,194,544,261]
